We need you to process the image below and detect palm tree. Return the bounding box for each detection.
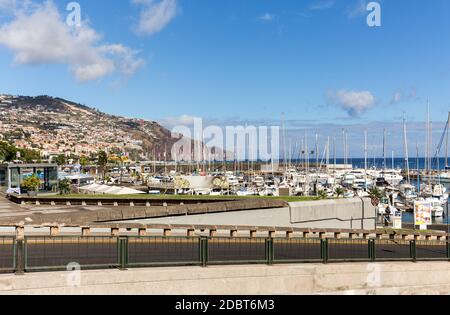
[97,150,108,180]
[335,187,345,198]
[318,190,328,200]
[58,179,71,195]
[368,187,384,199]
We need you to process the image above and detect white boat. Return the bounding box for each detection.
[427,198,445,217]
[380,170,404,186]
[253,176,265,188]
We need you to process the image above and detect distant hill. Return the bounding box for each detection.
[0,94,182,161]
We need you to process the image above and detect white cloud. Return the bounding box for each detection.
[346,0,368,19]
[259,13,274,21]
[309,0,335,11]
[391,91,402,105]
[390,87,418,105]
[161,115,201,128]
[0,1,144,81]
[133,0,177,36]
[328,90,376,117]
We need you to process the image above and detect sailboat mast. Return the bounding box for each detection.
[316,132,319,169]
[403,114,411,184]
[364,129,368,191]
[446,112,450,168]
[383,128,387,170]
[305,129,309,196]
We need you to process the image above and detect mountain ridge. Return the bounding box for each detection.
[0,94,180,161]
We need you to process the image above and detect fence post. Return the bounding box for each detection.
[447,239,450,261]
[265,238,274,265]
[321,239,328,264]
[369,239,376,262]
[410,240,417,262]
[200,238,208,267]
[15,239,25,275]
[118,237,128,270]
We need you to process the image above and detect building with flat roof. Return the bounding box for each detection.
[0,163,58,192]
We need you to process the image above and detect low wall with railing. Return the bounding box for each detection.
[0,223,447,275]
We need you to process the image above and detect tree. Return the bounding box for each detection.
[97,150,108,179]
[368,187,384,199]
[79,156,89,167]
[54,154,67,166]
[58,179,71,195]
[318,190,328,200]
[335,187,345,198]
[0,142,41,163]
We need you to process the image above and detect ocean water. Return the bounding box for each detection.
[291,157,449,170]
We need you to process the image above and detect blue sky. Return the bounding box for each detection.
[0,0,449,157]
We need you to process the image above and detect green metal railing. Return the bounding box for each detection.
[24,236,120,271]
[0,237,15,273]
[3,236,450,274]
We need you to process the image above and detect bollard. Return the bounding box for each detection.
[163,229,172,237]
[209,229,217,238]
[230,230,238,238]
[138,228,147,237]
[268,231,276,239]
[187,229,195,237]
[130,202,135,207]
[146,202,151,207]
[286,231,293,239]
[334,232,342,239]
[114,202,119,207]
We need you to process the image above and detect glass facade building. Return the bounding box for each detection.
[0,163,58,192]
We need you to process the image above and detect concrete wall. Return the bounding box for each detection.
[289,198,376,230]
[128,198,377,230]
[2,262,450,295]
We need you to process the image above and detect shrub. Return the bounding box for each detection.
[22,175,41,192]
[58,179,71,195]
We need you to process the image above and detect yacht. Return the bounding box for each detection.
[379,170,404,186]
